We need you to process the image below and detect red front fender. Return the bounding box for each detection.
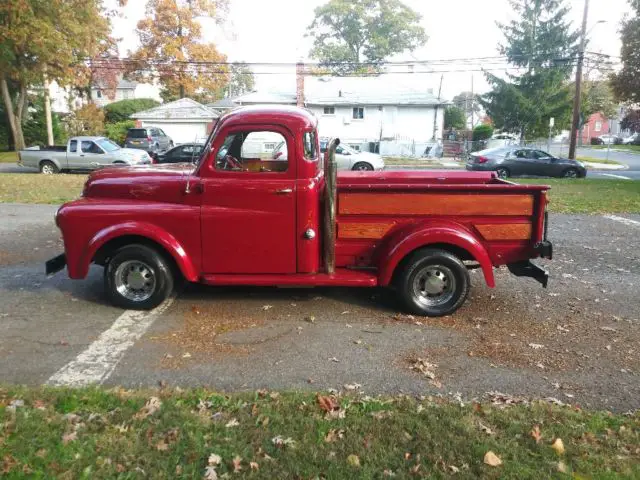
[376,221,496,288]
[74,221,199,282]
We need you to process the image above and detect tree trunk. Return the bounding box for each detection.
[0,76,25,150]
[43,69,54,145]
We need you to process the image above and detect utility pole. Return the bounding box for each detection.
[43,66,54,146]
[432,74,443,141]
[568,0,589,160]
[470,74,474,129]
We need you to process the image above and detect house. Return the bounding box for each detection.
[232,69,448,156]
[92,79,162,107]
[580,112,610,143]
[131,98,218,144]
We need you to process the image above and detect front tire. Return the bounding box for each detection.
[352,162,374,171]
[562,168,579,178]
[495,167,510,179]
[104,244,174,310]
[40,160,59,175]
[395,248,470,317]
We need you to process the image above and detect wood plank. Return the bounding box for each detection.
[339,193,534,216]
[475,223,532,241]
[339,222,396,239]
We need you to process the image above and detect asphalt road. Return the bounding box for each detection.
[1,204,639,411]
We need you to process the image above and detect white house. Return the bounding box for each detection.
[131,98,218,144]
[232,74,448,156]
[92,79,162,107]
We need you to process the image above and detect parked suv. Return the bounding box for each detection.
[125,127,173,157]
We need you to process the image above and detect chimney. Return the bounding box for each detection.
[296,61,305,107]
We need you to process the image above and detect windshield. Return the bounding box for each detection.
[96,138,121,152]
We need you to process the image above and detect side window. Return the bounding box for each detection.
[69,140,77,153]
[149,129,157,137]
[81,141,93,153]
[158,129,166,137]
[513,149,528,159]
[303,131,317,160]
[532,150,551,159]
[215,131,288,173]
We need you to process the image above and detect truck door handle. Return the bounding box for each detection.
[274,188,293,194]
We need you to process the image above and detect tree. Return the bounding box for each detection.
[452,91,481,116]
[580,80,617,120]
[611,1,640,103]
[105,120,136,145]
[621,109,640,133]
[444,106,466,130]
[307,0,427,74]
[104,98,161,123]
[67,104,105,137]
[0,1,113,149]
[481,0,579,139]
[22,94,64,147]
[472,124,494,141]
[224,63,256,97]
[129,0,229,103]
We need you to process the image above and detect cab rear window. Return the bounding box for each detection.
[127,129,148,138]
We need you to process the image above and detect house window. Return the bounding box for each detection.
[594,120,602,132]
[323,107,335,115]
[96,90,102,99]
[263,142,276,150]
[352,107,364,120]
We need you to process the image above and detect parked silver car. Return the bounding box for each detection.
[19,137,152,174]
[124,127,173,156]
[318,140,385,170]
[466,146,587,179]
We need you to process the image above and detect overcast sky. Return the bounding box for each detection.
[112,0,631,100]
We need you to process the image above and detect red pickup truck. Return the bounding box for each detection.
[47,106,552,317]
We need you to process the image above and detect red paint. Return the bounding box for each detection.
[54,105,550,295]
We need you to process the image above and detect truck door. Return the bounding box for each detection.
[65,139,81,170]
[200,126,297,274]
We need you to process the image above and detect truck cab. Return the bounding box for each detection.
[49,105,552,316]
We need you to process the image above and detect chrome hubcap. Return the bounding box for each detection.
[356,164,372,171]
[565,170,577,178]
[412,265,456,307]
[42,164,54,174]
[496,169,507,178]
[114,260,156,302]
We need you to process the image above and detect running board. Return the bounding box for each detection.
[507,260,549,288]
[201,269,378,287]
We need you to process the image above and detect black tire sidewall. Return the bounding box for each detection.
[496,167,509,178]
[397,248,470,317]
[353,162,374,171]
[104,244,173,310]
[562,168,578,178]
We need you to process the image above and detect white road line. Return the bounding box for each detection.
[604,215,640,228]
[46,298,174,387]
[600,173,632,180]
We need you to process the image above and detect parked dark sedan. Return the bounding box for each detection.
[466,146,587,179]
[155,143,204,164]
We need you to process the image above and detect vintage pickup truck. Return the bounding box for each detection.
[47,106,552,316]
[19,136,152,174]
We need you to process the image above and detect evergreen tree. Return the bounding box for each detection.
[481,0,579,140]
[611,0,640,104]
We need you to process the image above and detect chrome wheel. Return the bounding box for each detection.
[412,265,456,307]
[41,163,55,174]
[353,162,374,171]
[495,167,509,179]
[563,168,578,178]
[114,260,156,302]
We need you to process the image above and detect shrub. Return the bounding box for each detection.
[472,124,494,141]
[103,98,160,124]
[105,120,136,146]
[66,104,105,137]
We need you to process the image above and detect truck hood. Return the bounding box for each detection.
[83,163,195,201]
[113,148,151,162]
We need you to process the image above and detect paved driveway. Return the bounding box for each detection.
[1,204,639,411]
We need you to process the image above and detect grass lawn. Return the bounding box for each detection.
[591,144,640,154]
[0,173,86,204]
[1,387,638,478]
[518,178,640,214]
[0,151,18,163]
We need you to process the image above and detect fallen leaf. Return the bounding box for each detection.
[531,425,542,444]
[208,453,222,466]
[225,418,239,428]
[62,431,77,444]
[175,465,182,475]
[329,356,339,362]
[203,465,218,480]
[551,438,565,455]
[117,464,126,473]
[479,423,494,435]
[134,397,162,420]
[353,339,362,345]
[449,465,460,473]
[232,456,242,473]
[343,383,361,391]
[249,461,259,471]
[35,449,47,458]
[383,470,396,477]
[182,352,192,358]
[324,429,345,443]
[557,461,567,473]
[262,305,273,311]
[155,440,169,451]
[600,326,617,332]
[347,454,360,467]
[483,451,502,467]
[271,436,295,448]
[410,358,437,379]
[528,343,545,349]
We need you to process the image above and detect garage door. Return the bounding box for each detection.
[141,122,208,144]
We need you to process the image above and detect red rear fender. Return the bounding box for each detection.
[376,221,495,288]
[74,222,198,281]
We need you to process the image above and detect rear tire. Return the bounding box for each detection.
[104,244,174,310]
[562,168,579,178]
[395,248,470,317]
[495,167,510,179]
[352,162,374,171]
[40,160,59,175]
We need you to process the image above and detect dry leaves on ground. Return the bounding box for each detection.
[409,358,437,379]
[531,425,542,444]
[551,438,565,455]
[317,394,345,419]
[347,454,361,467]
[134,397,162,420]
[483,451,502,467]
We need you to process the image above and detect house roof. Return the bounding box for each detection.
[207,97,239,109]
[233,76,448,107]
[93,78,138,90]
[132,98,218,120]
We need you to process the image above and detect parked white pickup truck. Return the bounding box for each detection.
[18,136,152,174]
